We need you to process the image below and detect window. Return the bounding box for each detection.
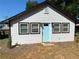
[52,23,61,33]
[52,23,70,33]
[31,23,40,34]
[44,23,48,26]
[62,23,70,33]
[19,22,29,35]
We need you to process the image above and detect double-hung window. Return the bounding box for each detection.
[19,22,29,34]
[30,23,40,34]
[62,23,70,33]
[52,23,61,33]
[52,23,70,33]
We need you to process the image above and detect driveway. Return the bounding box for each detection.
[0,42,79,59]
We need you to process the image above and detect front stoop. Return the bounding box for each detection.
[41,42,55,46]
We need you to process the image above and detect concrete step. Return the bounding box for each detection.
[42,43,55,46]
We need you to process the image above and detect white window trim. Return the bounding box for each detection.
[30,23,40,34]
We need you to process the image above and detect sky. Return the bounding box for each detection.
[0,0,44,21]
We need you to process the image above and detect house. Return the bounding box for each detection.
[0,21,9,38]
[5,1,75,45]
[0,23,9,35]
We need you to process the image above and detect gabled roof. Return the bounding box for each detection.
[1,1,76,24]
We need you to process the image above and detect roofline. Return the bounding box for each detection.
[46,2,76,23]
[1,1,75,24]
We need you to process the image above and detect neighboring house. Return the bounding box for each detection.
[0,23,9,35]
[5,1,75,45]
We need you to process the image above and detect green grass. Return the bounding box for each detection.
[75,32,79,36]
[0,38,9,48]
[75,32,79,43]
[0,38,10,59]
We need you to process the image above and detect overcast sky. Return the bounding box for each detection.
[0,0,44,21]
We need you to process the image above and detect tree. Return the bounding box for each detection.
[64,0,78,16]
[51,0,78,16]
[26,0,38,10]
[65,3,77,16]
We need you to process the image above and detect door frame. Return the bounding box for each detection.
[42,23,51,43]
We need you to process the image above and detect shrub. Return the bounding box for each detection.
[0,35,9,39]
[75,35,79,43]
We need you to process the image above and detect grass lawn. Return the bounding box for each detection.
[75,32,79,43]
[0,38,9,48]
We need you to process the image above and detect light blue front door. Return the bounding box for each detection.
[42,23,50,43]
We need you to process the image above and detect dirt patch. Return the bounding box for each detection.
[0,42,79,59]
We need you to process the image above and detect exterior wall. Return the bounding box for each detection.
[51,22,75,42]
[11,23,42,45]
[11,7,75,45]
